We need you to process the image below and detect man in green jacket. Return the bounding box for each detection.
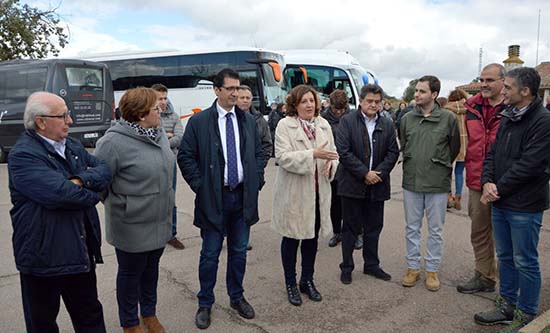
[399,75,460,292]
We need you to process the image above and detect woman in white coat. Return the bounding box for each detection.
[272,85,339,306]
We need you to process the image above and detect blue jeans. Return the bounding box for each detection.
[197,187,250,308]
[454,161,465,196]
[492,206,542,315]
[115,247,165,328]
[403,190,447,272]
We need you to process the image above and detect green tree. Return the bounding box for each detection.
[402,79,418,103]
[0,0,68,61]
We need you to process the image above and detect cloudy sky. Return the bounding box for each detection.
[25,0,550,97]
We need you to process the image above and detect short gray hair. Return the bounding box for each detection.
[24,92,52,129]
[483,63,506,79]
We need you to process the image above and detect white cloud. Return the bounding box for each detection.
[40,0,550,97]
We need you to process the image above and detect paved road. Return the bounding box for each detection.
[0,160,549,332]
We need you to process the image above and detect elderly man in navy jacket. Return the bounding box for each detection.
[336,84,399,285]
[8,92,111,332]
[178,69,265,330]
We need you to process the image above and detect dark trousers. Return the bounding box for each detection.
[198,186,250,308]
[115,247,164,328]
[281,195,321,286]
[20,269,105,333]
[330,180,343,234]
[340,196,385,273]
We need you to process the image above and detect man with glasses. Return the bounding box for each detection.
[178,68,265,329]
[8,92,111,332]
[457,63,505,294]
[336,84,399,284]
[399,75,460,292]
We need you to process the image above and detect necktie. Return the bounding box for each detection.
[226,113,238,189]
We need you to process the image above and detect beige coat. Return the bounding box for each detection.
[271,116,338,240]
[445,98,468,162]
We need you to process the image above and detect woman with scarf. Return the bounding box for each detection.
[446,89,469,210]
[271,85,339,306]
[94,87,174,333]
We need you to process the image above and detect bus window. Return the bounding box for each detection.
[66,67,103,89]
[0,68,47,102]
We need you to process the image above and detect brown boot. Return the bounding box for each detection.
[123,325,145,333]
[142,315,166,333]
[402,268,420,287]
[447,194,455,209]
[454,194,462,210]
[426,272,440,291]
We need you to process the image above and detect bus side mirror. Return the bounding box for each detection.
[268,61,281,82]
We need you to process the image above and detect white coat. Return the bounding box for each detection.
[271,116,338,240]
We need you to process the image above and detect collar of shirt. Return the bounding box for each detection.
[512,104,529,114]
[216,102,236,119]
[361,112,378,125]
[37,133,66,159]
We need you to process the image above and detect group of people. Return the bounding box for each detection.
[7,64,550,333]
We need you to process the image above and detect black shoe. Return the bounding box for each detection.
[246,243,252,251]
[299,280,322,301]
[340,272,352,285]
[328,233,341,247]
[195,307,211,330]
[286,284,302,306]
[457,272,495,294]
[354,237,363,250]
[364,267,392,281]
[230,298,255,319]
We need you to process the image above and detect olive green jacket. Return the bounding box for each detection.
[399,104,460,193]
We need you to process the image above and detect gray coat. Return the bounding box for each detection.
[94,121,175,253]
[250,107,272,160]
[160,104,184,154]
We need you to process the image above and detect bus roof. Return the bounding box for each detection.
[280,49,363,68]
[80,47,284,61]
[0,58,107,68]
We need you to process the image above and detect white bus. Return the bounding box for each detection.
[281,49,378,109]
[84,48,286,126]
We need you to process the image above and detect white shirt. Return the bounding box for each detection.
[216,102,244,185]
[37,133,66,159]
[362,113,378,170]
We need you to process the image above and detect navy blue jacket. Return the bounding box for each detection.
[336,109,399,200]
[8,130,111,276]
[178,101,265,231]
[482,97,550,212]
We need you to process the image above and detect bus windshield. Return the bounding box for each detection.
[89,49,285,120]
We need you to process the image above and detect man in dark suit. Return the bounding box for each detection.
[178,68,265,330]
[336,84,399,285]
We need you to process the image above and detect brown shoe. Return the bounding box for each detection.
[167,237,185,250]
[454,194,462,210]
[123,325,145,333]
[402,268,420,287]
[142,315,166,333]
[426,271,440,291]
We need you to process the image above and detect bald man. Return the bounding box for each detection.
[8,92,111,332]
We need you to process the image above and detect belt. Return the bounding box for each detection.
[223,183,243,192]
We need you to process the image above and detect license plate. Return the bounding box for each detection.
[83,132,99,139]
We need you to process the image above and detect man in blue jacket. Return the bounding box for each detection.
[8,92,111,332]
[178,69,265,330]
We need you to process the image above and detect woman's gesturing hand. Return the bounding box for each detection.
[313,141,339,161]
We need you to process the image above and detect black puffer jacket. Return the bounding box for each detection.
[482,97,550,212]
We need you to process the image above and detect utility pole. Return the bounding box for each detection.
[536,9,541,66]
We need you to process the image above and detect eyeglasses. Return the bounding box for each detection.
[151,106,161,113]
[39,112,71,121]
[363,99,382,105]
[221,86,239,92]
[479,78,503,83]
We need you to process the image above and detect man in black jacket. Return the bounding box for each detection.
[335,84,399,284]
[475,67,550,332]
[178,69,265,329]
